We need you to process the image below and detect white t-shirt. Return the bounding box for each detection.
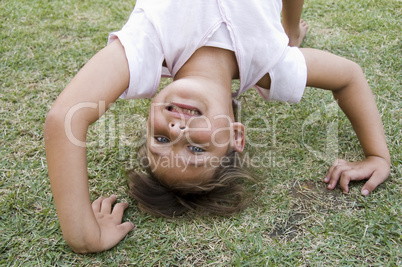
[108,0,307,103]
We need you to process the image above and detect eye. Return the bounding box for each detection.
[188,146,205,153]
[155,136,170,143]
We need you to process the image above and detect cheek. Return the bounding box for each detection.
[187,117,211,129]
[187,117,232,146]
[186,130,212,146]
[211,118,232,146]
[211,127,231,146]
[186,117,212,143]
[148,115,166,135]
[187,126,231,148]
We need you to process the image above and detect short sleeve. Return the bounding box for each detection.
[108,9,164,99]
[254,47,307,103]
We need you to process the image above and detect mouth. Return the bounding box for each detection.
[166,102,202,117]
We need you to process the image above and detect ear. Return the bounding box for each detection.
[232,122,245,153]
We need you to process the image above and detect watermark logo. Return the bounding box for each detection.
[62,99,340,168]
[148,102,234,149]
[141,150,286,173]
[301,101,339,164]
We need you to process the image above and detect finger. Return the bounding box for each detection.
[117,221,135,235]
[100,195,117,214]
[100,222,135,251]
[324,166,334,183]
[339,170,358,194]
[111,202,129,221]
[361,171,387,196]
[324,159,347,183]
[109,222,135,244]
[92,196,104,212]
[327,162,350,190]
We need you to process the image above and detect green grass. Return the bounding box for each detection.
[1,0,401,265]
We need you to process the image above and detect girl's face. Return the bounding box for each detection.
[146,78,245,186]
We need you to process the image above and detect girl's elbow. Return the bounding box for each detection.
[44,106,67,140]
[335,60,366,93]
[346,60,365,85]
[65,237,93,254]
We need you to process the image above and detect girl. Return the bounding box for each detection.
[45,0,390,253]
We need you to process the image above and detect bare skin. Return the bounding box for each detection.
[287,19,308,47]
[146,47,244,186]
[45,40,133,253]
[282,0,309,47]
[44,0,390,254]
[300,48,390,194]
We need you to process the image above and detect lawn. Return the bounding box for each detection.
[0,0,401,265]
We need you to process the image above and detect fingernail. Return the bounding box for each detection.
[362,189,370,196]
[323,177,329,183]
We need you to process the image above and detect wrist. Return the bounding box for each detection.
[60,214,102,254]
[365,154,391,168]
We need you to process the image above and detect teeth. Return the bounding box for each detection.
[169,105,200,116]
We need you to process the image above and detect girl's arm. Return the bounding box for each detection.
[300,48,391,195]
[44,40,134,253]
[282,0,307,47]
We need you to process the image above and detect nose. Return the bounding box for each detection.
[168,122,187,140]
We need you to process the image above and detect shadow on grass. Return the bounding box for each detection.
[269,180,357,240]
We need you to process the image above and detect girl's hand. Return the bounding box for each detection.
[324,156,391,196]
[90,195,134,252]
